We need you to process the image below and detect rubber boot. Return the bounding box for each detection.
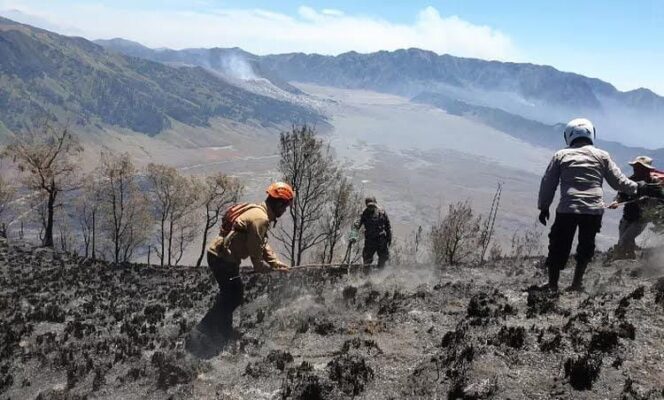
[567,262,587,292]
[185,325,219,359]
[538,264,559,291]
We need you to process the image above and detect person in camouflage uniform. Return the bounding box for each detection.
[355,196,392,268]
[608,156,658,259]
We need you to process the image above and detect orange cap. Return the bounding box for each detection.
[266,182,295,201]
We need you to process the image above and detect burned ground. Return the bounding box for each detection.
[1,237,663,399]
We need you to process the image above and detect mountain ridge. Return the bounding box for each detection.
[412,91,664,167]
[0,17,324,136]
[97,40,663,107]
[96,38,664,147]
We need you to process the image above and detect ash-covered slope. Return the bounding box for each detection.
[1,238,663,399]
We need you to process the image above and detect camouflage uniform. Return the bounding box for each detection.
[613,174,656,258]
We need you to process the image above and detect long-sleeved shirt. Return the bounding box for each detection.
[208,202,280,269]
[355,205,392,242]
[615,174,656,222]
[538,144,638,215]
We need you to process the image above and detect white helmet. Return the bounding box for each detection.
[564,118,595,146]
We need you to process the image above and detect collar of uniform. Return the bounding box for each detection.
[570,142,592,149]
[261,201,277,222]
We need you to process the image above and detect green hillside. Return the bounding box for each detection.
[0,17,323,136]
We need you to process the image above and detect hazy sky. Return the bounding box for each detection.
[2,0,663,95]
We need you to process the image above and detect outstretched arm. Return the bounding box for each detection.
[603,157,638,196]
[354,210,366,229]
[538,155,561,211]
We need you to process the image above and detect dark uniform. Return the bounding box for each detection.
[356,200,392,268]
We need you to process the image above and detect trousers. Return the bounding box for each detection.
[363,237,389,268]
[617,218,647,253]
[545,212,602,270]
[198,252,243,338]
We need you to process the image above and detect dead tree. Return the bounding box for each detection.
[195,173,243,267]
[275,125,338,266]
[146,163,178,266]
[76,175,102,259]
[479,182,503,263]
[146,164,203,266]
[0,175,15,237]
[57,212,76,254]
[167,176,200,266]
[1,122,82,247]
[430,200,481,266]
[319,174,361,264]
[98,152,151,264]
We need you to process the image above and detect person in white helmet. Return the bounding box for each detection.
[537,118,657,292]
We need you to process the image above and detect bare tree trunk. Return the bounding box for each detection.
[91,210,96,260]
[196,211,212,267]
[80,202,90,258]
[175,228,185,266]
[83,234,89,258]
[289,204,298,266]
[43,190,56,247]
[167,218,174,266]
[160,216,166,266]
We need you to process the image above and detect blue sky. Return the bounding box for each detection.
[2,0,663,94]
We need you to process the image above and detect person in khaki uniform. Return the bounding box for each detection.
[186,182,293,358]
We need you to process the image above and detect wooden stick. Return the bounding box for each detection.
[240,263,366,274]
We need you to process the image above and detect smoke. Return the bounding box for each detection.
[639,248,664,278]
[635,230,664,277]
[221,54,259,81]
[343,263,445,293]
[261,263,445,331]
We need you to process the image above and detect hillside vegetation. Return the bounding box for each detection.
[0,17,323,136]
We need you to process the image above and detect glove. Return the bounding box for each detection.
[538,209,550,226]
[637,181,664,198]
[272,261,290,273]
[607,201,620,210]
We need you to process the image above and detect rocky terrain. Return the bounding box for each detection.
[1,237,664,399]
